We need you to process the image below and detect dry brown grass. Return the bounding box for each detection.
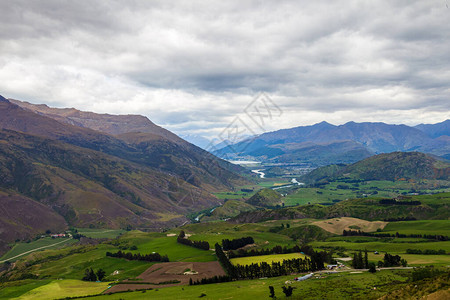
[312,217,387,235]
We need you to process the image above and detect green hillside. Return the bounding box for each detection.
[301,152,450,183]
[246,188,283,207]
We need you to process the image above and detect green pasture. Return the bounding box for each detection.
[16,243,150,281]
[15,279,110,300]
[0,237,76,262]
[283,180,450,206]
[381,220,450,236]
[76,228,125,239]
[0,279,52,299]
[120,232,216,262]
[178,222,296,249]
[230,253,307,266]
[75,270,411,300]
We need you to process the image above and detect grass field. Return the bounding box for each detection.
[0,279,52,299]
[76,228,125,239]
[15,243,151,281]
[0,237,76,262]
[121,232,216,262]
[381,220,450,236]
[283,180,450,206]
[178,222,297,249]
[312,217,387,235]
[230,253,307,266]
[311,240,450,264]
[15,279,110,300]
[72,270,412,300]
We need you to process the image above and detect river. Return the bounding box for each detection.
[251,169,265,178]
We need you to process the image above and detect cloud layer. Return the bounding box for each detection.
[1,0,449,138]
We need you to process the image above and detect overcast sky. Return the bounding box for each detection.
[1,0,449,139]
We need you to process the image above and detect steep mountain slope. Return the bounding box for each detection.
[9,98,245,190]
[0,95,249,247]
[214,121,450,165]
[0,189,67,250]
[0,129,220,225]
[300,152,450,183]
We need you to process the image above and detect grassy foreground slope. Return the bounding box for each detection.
[79,270,414,300]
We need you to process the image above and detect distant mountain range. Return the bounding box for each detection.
[0,95,248,248]
[214,120,450,166]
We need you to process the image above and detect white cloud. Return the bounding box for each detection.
[0,0,449,139]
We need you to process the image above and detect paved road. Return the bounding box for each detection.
[0,238,73,263]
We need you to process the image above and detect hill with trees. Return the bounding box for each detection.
[300,152,449,183]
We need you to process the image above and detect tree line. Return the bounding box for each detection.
[222,236,254,251]
[189,275,232,285]
[379,199,421,205]
[106,250,169,262]
[343,229,448,241]
[406,249,446,255]
[177,231,210,250]
[228,245,302,259]
[215,242,330,280]
[351,250,369,269]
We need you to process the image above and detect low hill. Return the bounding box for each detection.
[247,188,283,207]
[203,200,256,221]
[301,152,450,183]
[230,193,450,224]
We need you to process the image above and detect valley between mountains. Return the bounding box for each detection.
[0,96,449,300]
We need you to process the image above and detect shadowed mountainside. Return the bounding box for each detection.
[0,95,249,248]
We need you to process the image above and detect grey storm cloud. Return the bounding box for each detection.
[0,0,449,138]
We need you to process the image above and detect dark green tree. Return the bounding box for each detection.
[82,268,97,281]
[368,263,376,273]
[96,269,106,281]
[269,286,275,298]
[364,249,369,268]
[282,286,294,297]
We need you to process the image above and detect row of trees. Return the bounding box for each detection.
[352,250,369,269]
[222,237,254,251]
[342,230,448,241]
[379,199,421,205]
[228,245,302,259]
[177,231,210,250]
[215,243,235,277]
[82,268,106,281]
[233,257,324,279]
[189,275,232,285]
[215,242,329,280]
[352,251,407,269]
[106,251,169,262]
[406,249,446,255]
